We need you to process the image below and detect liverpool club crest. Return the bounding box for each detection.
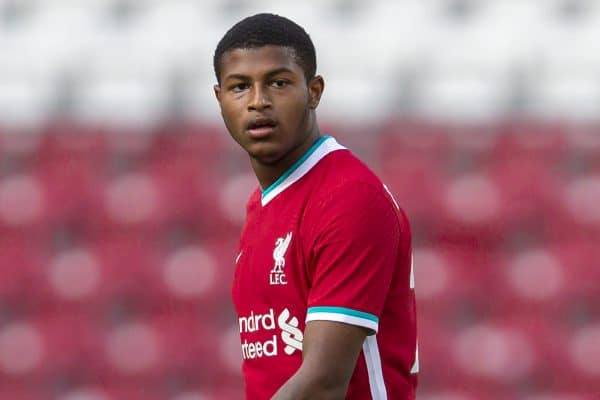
[270,232,292,285]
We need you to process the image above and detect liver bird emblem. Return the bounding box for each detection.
[272,232,292,273]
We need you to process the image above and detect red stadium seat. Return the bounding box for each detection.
[559,174,600,238]
[55,386,113,400]
[202,387,246,400]
[104,128,155,166]
[436,172,510,245]
[37,121,107,164]
[31,237,164,312]
[93,237,163,310]
[502,316,568,390]
[416,316,456,388]
[0,173,49,238]
[413,245,497,319]
[29,247,105,313]
[36,156,104,227]
[417,390,504,400]
[524,394,599,400]
[147,125,240,239]
[485,245,600,386]
[211,322,245,387]
[86,170,166,240]
[493,121,567,165]
[565,323,600,392]
[512,317,600,393]
[150,154,229,238]
[0,313,96,387]
[151,313,224,383]
[489,157,563,242]
[218,173,258,231]
[564,124,600,173]
[38,237,237,314]
[99,385,163,400]
[150,240,234,313]
[380,154,445,242]
[1,120,596,398]
[34,313,97,380]
[86,313,230,385]
[551,240,600,320]
[33,123,107,227]
[0,239,40,310]
[379,120,450,160]
[0,319,46,385]
[449,319,539,391]
[488,247,569,318]
[0,387,42,400]
[93,317,166,382]
[468,316,600,394]
[0,128,42,166]
[446,125,499,172]
[149,122,228,167]
[168,389,220,400]
[378,122,449,240]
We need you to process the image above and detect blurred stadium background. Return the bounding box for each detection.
[0,0,599,399]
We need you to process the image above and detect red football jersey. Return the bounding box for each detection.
[232,136,418,399]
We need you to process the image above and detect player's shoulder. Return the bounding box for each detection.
[320,147,377,181]
[319,148,387,192]
[314,149,399,216]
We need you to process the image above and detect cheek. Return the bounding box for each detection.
[219,109,243,142]
[280,92,310,126]
[220,101,243,128]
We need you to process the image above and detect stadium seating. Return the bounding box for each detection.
[1,0,600,397]
[1,120,599,397]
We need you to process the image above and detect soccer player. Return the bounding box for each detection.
[213,13,418,400]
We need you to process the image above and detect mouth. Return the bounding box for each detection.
[246,117,278,138]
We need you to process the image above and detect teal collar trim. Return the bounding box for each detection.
[259,135,345,206]
[261,135,331,198]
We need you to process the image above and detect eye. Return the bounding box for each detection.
[271,79,289,88]
[231,83,250,93]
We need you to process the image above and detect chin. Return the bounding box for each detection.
[250,152,284,166]
[245,143,283,164]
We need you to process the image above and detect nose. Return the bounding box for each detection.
[248,85,272,112]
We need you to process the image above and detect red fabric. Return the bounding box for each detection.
[233,139,417,399]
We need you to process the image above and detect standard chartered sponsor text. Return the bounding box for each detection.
[239,308,304,360]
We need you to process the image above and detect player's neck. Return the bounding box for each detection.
[251,126,322,191]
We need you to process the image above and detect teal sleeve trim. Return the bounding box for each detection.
[307,306,379,323]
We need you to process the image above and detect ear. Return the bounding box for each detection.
[308,75,324,109]
[214,84,222,104]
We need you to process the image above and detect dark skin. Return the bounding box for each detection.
[214,46,369,400]
[214,45,322,189]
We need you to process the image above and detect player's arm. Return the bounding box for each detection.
[271,320,368,400]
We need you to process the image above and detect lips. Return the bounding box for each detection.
[246,117,277,138]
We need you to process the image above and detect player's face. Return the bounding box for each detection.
[215,46,323,166]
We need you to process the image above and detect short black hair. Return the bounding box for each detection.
[213,13,317,84]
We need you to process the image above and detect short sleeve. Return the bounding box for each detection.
[305,181,401,334]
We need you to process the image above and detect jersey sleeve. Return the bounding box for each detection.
[305,181,401,334]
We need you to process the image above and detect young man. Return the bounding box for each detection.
[213,13,418,400]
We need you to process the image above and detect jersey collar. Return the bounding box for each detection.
[261,135,346,206]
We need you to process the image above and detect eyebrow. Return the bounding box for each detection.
[223,67,295,82]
